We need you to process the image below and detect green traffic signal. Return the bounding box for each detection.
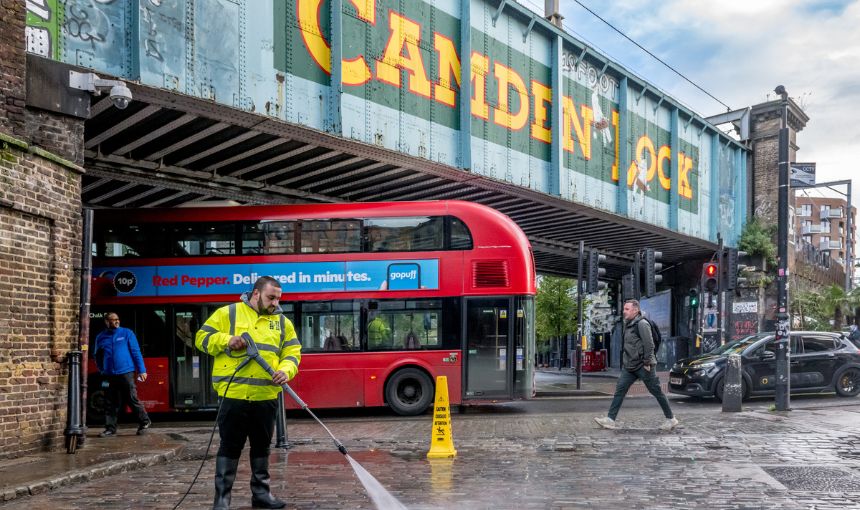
[689,289,699,308]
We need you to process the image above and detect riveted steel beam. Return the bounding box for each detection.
[144,122,232,161]
[86,105,161,149]
[112,113,196,156]
[228,144,318,177]
[179,130,270,168]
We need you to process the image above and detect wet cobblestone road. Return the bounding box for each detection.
[4,397,860,509]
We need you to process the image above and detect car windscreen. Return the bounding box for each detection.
[709,334,771,355]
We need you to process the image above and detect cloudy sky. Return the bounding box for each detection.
[546,0,858,211]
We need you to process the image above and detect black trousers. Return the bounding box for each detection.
[104,372,150,431]
[217,397,277,459]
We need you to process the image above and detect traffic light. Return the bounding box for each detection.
[644,248,662,297]
[723,248,749,290]
[689,288,699,308]
[701,262,719,292]
[587,250,607,293]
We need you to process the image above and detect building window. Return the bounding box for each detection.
[798,204,812,217]
[820,219,831,233]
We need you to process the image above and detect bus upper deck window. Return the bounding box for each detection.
[172,223,235,256]
[365,217,443,252]
[262,221,296,254]
[300,220,361,253]
[99,224,169,258]
[449,217,473,250]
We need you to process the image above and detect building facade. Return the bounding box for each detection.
[794,195,856,275]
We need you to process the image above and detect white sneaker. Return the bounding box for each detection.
[593,416,617,429]
[659,417,679,431]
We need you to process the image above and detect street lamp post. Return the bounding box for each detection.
[774,85,791,411]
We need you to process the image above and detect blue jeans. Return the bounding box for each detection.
[607,366,673,420]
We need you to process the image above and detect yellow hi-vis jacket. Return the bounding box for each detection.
[195,297,301,401]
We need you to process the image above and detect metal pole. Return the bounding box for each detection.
[775,86,791,411]
[717,233,724,345]
[846,181,853,291]
[577,241,584,390]
[77,208,93,444]
[633,251,641,299]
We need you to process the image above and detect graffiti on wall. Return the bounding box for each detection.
[26,0,59,59]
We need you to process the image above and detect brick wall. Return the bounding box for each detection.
[0,0,86,459]
[0,137,83,459]
[0,0,26,139]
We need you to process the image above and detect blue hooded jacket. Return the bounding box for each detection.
[94,326,147,376]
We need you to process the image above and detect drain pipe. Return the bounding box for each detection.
[76,209,94,447]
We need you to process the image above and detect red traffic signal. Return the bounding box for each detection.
[702,262,719,292]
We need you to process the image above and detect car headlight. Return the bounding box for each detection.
[695,362,716,370]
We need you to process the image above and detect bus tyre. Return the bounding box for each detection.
[385,368,434,416]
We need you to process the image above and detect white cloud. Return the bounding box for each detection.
[559,0,860,207]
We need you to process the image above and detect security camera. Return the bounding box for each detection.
[109,83,132,110]
[69,71,133,110]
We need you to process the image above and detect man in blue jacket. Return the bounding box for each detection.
[94,312,151,437]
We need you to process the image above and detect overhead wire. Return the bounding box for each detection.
[516,0,732,111]
[568,0,731,111]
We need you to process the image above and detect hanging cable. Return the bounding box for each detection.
[568,0,732,111]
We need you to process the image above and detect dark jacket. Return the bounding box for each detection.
[622,314,656,372]
[94,327,147,376]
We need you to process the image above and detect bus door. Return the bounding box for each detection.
[171,306,219,409]
[464,298,513,399]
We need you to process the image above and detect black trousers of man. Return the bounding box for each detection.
[217,398,277,458]
[104,372,150,432]
[214,397,284,509]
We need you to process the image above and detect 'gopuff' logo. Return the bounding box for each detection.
[113,270,137,294]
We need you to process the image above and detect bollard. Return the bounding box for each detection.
[64,351,84,453]
[721,353,743,412]
[274,391,292,449]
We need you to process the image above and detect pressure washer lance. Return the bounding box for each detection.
[238,333,348,456]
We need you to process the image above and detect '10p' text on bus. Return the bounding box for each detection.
[88,200,535,416]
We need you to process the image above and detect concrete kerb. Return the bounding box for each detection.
[1,438,185,503]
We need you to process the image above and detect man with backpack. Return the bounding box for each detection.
[594,299,678,431]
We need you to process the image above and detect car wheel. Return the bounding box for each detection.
[835,367,860,397]
[385,368,434,416]
[715,377,748,402]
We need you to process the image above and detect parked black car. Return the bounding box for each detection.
[669,331,860,401]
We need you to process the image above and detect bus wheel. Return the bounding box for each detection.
[385,368,434,416]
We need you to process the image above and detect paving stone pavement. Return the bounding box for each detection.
[2,398,860,509]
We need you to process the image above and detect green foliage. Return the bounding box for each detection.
[535,276,578,353]
[791,290,828,331]
[791,285,860,331]
[739,218,777,271]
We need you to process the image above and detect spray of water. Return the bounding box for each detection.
[239,335,408,510]
[346,454,408,510]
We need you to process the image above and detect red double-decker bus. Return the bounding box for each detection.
[87,201,535,416]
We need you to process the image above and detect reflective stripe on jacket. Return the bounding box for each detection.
[195,301,301,401]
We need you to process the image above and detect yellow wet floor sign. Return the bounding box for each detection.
[427,375,457,458]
